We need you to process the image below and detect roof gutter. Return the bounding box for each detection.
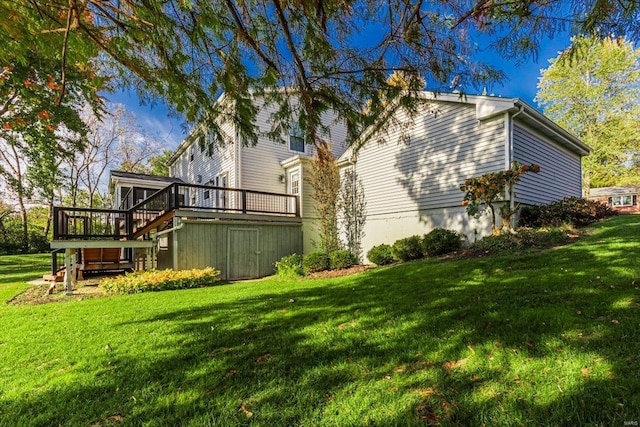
[513,100,591,156]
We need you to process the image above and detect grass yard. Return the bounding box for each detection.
[1,216,639,426]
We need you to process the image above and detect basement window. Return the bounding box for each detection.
[158,236,169,250]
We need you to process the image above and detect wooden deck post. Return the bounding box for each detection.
[64,248,73,295]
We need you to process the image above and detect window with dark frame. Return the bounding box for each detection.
[289,121,305,153]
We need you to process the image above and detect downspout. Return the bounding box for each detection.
[152,222,184,270]
[155,222,184,238]
[236,128,242,189]
[509,105,525,227]
[172,218,183,270]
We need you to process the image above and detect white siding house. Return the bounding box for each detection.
[338,93,589,259]
[106,91,588,271]
[167,95,349,253]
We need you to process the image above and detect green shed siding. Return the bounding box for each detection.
[171,220,302,280]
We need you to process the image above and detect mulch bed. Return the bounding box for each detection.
[306,264,375,279]
[7,279,108,306]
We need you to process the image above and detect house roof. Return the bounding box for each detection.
[109,170,184,184]
[337,92,590,165]
[590,186,640,197]
[108,171,184,194]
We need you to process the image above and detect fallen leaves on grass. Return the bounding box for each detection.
[415,387,438,397]
[238,403,253,418]
[337,321,357,330]
[255,353,271,364]
[443,358,468,371]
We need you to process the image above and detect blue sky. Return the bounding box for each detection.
[106,32,573,151]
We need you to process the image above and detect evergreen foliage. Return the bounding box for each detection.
[329,250,358,270]
[366,244,395,266]
[392,236,423,262]
[275,254,304,278]
[421,228,464,257]
[302,251,331,273]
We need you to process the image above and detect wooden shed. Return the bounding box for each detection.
[157,210,303,280]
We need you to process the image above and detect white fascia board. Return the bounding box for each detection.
[110,177,171,189]
[514,99,591,156]
[280,154,311,169]
[168,92,228,166]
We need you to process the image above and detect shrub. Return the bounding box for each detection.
[470,227,571,254]
[275,253,304,278]
[519,197,616,228]
[302,251,330,273]
[28,232,50,254]
[421,228,463,256]
[392,235,423,262]
[101,268,221,294]
[367,244,395,266]
[329,250,358,270]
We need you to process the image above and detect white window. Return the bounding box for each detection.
[289,121,305,153]
[289,170,300,195]
[214,172,228,209]
[287,169,301,214]
[611,195,634,206]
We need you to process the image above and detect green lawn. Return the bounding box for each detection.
[1,216,639,426]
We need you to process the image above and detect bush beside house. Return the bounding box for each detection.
[519,197,616,228]
[101,268,221,294]
[366,244,395,266]
[421,228,464,256]
[276,249,360,277]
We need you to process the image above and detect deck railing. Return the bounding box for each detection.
[53,183,299,240]
[173,183,299,216]
[53,207,131,240]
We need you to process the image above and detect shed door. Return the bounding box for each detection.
[227,228,259,280]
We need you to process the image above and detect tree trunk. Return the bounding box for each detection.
[43,198,54,239]
[17,196,29,253]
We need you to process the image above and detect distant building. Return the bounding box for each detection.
[589,186,640,213]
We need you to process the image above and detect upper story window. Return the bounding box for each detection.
[289,121,305,153]
[190,147,195,161]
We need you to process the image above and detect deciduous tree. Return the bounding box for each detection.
[536,35,640,190]
[1,4,105,250]
[461,162,540,234]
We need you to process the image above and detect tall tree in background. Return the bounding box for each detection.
[0,4,105,251]
[60,104,167,209]
[0,61,95,251]
[536,36,640,191]
[146,150,173,177]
